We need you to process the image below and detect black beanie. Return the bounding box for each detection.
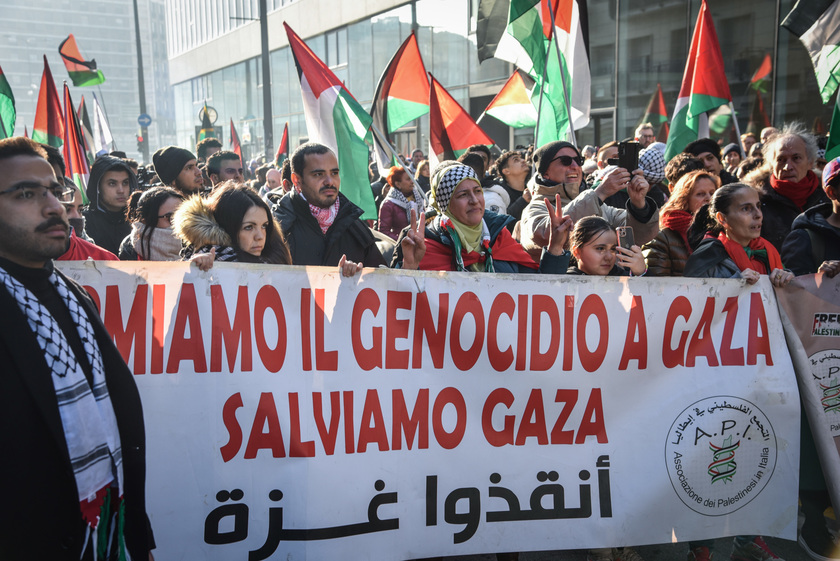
[153,146,196,185]
[683,138,721,162]
[533,141,579,175]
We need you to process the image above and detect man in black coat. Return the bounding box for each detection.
[0,137,154,560]
[272,142,385,268]
[83,155,136,255]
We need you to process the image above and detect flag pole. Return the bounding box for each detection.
[729,101,744,154]
[546,0,577,146]
[370,122,427,198]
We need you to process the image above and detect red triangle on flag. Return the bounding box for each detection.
[429,74,493,162]
[678,1,731,103]
[229,118,242,161]
[33,56,64,148]
[284,23,344,99]
[62,83,90,200]
[750,53,772,84]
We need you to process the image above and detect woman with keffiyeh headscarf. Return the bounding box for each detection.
[391,161,571,273]
[378,166,427,240]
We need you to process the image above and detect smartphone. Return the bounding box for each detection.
[616,226,635,250]
[607,141,641,171]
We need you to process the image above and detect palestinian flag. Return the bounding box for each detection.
[58,34,105,87]
[77,95,96,164]
[477,0,591,143]
[428,74,494,167]
[782,0,840,103]
[32,56,64,148]
[90,94,113,155]
[747,90,771,135]
[640,83,669,141]
[370,32,430,175]
[664,1,732,162]
[480,69,537,128]
[275,122,289,167]
[284,23,376,219]
[62,84,90,202]
[229,118,242,161]
[0,64,15,139]
[750,53,772,93]
[198,102,215,141]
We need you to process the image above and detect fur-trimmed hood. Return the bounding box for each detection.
[172,195,232,248]
[743,164,772,192]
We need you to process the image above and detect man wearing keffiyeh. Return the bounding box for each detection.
[0,137,154,560]
[272,142,386,269]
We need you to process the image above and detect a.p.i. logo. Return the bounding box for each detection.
[665,396,776,516]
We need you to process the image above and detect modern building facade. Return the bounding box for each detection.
[0,0,175,164]
[165,0,831,164]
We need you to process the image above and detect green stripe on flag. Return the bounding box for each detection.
[31,131,63,149]
[687,93,733,120]
[334,90,376,220]
[68,70,105,88]
[816,45,840,103]
[387,98,429,133]
[664,103,696,163]
[486,104,537,128]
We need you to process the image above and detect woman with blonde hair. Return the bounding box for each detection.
[643,169,720,276]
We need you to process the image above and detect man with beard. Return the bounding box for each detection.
[0,137,154,559]
[83,156,136,255]
[271,142,385,267]
[519,141,660,256]
[152,145,204,197]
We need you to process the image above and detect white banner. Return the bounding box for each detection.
[59,262,800,561]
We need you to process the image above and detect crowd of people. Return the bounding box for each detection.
[1,119,839,560]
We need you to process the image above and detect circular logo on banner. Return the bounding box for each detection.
[807,350,840,425]
[665,396,776,516]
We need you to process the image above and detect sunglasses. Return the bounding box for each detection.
[549,154,584,167]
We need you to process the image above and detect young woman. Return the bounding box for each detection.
[567,216,647,276]
[684,182,793,288]
[682,183,790,561]
[173,181,291,270]
[378,166,426,241]
[393,161,571,273]
[414,159,430,193]
[119,186,184,261]
[643,170,720,276]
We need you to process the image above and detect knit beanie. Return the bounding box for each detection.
[153,146,196,185]
[722,143,742,159]
[532,141,579,176]
[683,138,721,162]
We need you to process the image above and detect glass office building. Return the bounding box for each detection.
[167,0,830,163]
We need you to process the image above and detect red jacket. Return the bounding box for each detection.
[57,229,119,261]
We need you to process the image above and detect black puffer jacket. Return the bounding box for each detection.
[745,166,830,251]
[781,203,840,275]
[272,191,386,267]
[83,157,137,255]
[642,227,690,277]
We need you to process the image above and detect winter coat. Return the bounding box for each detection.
[642,228,690,277]
[744,166,830,251]
[272,191,386,267]
[83,157,137,255]
[483,182,511,216]
[57,228,119,262]
[780,203,840,275]
[520,174,660,254]
[683,238,743,279]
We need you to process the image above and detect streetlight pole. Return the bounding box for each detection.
[133,0,149,164]
[259,0,273,163]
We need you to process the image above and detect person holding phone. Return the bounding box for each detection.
[566,216,646,276]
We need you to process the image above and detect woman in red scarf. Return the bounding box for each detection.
[643,170,720,276]
[684,182,793,287]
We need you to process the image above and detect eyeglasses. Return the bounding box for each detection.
[0,183,76,203]
[158,212,175,223]
[549,154,584,167]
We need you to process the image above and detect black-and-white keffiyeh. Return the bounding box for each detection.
[429,162,479,214]
[383,182,427,222]
[0,266,123,520]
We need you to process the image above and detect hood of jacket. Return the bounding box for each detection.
[790,202,837,235]
[87,156,139,213]
[173,195,232,249]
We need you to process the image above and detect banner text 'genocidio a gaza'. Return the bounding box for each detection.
[83,284,775,375]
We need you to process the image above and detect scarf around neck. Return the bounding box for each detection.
[716,232,783,274]
[385,184,426,222]
[770,170,819,210]
[661,209,694,253]
[299,190,340,234]
[131,222,182,261]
